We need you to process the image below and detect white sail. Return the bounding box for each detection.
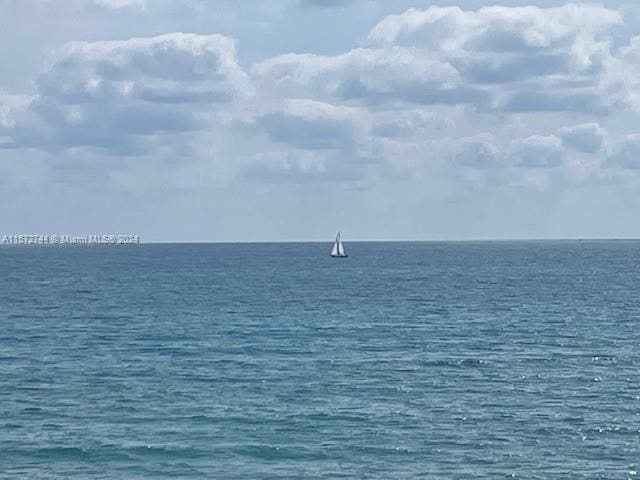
[331,232,347,257]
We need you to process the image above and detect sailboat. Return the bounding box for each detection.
[330,232,348,258]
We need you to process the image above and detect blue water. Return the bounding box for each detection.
[2,241,640,479]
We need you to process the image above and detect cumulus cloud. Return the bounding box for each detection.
[3,3,639,190]
[256,99,360,150]
[2,33,249,155]
[454,134,503,168]
[370,110,444,139]
[254,48,489,107]
[40,33,247,103]
[454,132,585,170]
[257,4,622,116]
[368,5,620,52]
[608,35,640,112]
[248,3,635,184]
[509,135,564,168]
[0,95,31,129]
[559,123,605,153]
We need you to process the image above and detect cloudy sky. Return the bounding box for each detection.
[2,0,640,241]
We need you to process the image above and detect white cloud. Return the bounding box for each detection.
[2,3,639,193]
[608,35,640,112]
[368,5,620,53]
[0,94,31,128]
[559,123,605,153]
[247,3,640,189]
[454,133,503,168]
[254,47,486,107]
[257,4,622,116]
[40,33,248,105]
[509,135,564,168]
[2,33,249,156]
[256,99,362,150]
[370,109,444,139]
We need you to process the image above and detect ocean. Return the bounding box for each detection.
[1,241,639,479]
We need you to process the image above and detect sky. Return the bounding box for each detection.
[2,0,640,242]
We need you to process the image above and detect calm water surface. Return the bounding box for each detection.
[1,241,640,478]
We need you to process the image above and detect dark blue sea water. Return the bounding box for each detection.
[2,241,640,479]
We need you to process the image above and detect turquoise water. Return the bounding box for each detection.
[2,241,640,478]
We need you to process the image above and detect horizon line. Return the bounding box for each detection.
[138,237,640,244]
[4,236,640,246]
